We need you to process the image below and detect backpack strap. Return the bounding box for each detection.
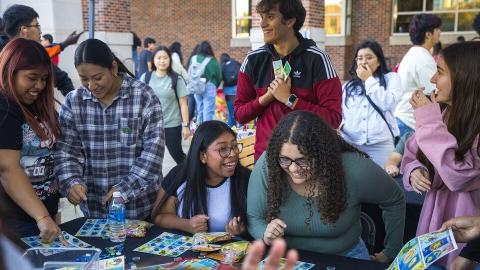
[169,72,183,117]
[198,56,211,74]
[365,95,399,145]
[145,71,153,85]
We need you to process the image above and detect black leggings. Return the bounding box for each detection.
[165,125,186,164]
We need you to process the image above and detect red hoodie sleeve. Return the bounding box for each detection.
[294,77,342,128]
[234,71,268,124]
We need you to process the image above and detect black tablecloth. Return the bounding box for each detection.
[20,217,389,269]
[362,175,425,254]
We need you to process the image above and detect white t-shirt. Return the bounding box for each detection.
[176,178,232,232]
[394,46,436,129]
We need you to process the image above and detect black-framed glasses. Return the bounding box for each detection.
[355,55,376,62]
[211,143,243,158]
[25,24,41,30]
[278,156,310,169]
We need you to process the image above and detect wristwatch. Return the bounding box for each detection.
[285,93,298,108]
[182,122,189,128]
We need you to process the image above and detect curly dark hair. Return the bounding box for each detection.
[265,111,367,226]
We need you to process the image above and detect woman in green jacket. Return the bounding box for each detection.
[189,41,222,123]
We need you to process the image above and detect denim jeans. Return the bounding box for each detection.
[396,117,414,138]
[344,238,370,260]
[187,94,196,122]
[194,82,217,123]
[224,85,237,126]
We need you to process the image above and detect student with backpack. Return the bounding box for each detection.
[220,53,241,127]
[141,46,190,164]
[187,41,222,123]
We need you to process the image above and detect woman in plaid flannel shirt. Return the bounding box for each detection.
[55,39,165,220]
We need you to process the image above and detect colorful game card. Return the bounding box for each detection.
[418,229,457,267]
[387,228,458,270]
[99,256,125,270]
[133,232,193,257]
[138,258,219,270]
[21,231,92,256]
[75,219,109,237]
[283,61,292,79]
[258,258,315,270]
[273,60,284,78]
[100,244,124,259]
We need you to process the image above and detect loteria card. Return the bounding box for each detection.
[138,258,219,270]
[99,256,125,270]
[273,60,284,78]
[418,229,458,267]
[283,61,292,78]
[21,231,92,256]
[75,219,109,237]
[258,258,315,270]
[387,228,458,270]
[133,232,193,257]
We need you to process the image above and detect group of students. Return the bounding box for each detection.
[0,36,404,261]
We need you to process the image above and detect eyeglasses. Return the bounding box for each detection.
[25,24,41,30]
[210,143,243,158]
[278,156,310,169]
[355,56,376,62]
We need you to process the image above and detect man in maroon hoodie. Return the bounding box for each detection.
[235,0,342,160]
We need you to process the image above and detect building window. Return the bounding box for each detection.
[392,0,480,34]
[325,0,352,36]
[233,0,252,38]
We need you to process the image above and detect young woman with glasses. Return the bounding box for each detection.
[247,111,405,263]
[340,40,402,167]
[151,120,251,236]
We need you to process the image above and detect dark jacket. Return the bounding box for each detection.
[234,33,342,159]
[53,65,74,96]
[460,237,480,262]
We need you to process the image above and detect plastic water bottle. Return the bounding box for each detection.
[108,191,126,242]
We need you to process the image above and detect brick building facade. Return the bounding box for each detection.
[131,0,250,65]
[325,0,411,79]
[79,0,477,80]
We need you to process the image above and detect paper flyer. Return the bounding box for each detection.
[387,228,458,270]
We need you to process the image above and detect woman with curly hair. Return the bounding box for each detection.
[247,111,405,263]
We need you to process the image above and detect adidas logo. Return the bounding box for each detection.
[293,70,301,78]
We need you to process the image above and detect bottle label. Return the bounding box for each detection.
[109,209,125,222]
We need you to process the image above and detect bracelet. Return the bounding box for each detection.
[35,215,50,223]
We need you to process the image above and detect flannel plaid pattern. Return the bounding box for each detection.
[55,75,165,219]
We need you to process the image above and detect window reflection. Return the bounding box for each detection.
[393,0,480,33]
[235,0,252,38]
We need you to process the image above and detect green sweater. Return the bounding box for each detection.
[247,152,405,259]
[189,55,222,87]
